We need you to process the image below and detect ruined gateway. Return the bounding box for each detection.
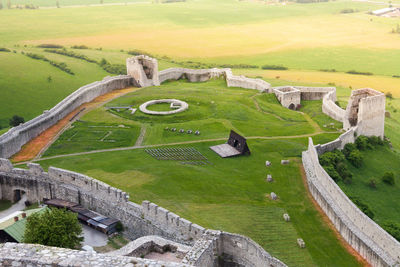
[0,56,397,267]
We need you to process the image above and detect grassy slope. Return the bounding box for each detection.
[37,136,359,267]
[338,145,400,226]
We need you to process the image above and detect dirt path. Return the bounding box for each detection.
[134,125,147,147]
[298,163,371,267]
[251,93,285,121]
[11,87,137,163]
[298,111,322,134]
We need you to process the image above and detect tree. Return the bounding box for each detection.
[56,0,59,8]
[382,172,395,186]
[7,0,11,9]
[9,115,24,127]
[47,75,52,82]
[24,208,82,249]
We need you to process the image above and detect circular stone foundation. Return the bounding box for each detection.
[139,99,189,115]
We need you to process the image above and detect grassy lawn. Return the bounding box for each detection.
[43,120,141,157]
[43,79,341,156]
[37,135,358,267]
[0,200,12,212]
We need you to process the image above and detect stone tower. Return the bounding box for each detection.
[126,55,160,87]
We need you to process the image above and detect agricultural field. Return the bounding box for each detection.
[1,0,400,265]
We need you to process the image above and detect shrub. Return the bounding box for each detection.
[347,150,363,168]
[319,149,345,167]
[0,47,10,52]
[342,143,357,158]
[382,172,395,185]
[9,115,24,127]
[44,49,97,63]
[349,197,374,219]
[71,45,89,49]
[37,44,64,48]
[355,135,372,150]
[336,162,352,182]
[368,136,384,146]
[385,92,393,99]
[325,165,341,182]
[261,65,288,70]
[320,69,336,72]
[382,221,400,242]
[368,178,377,189]
[346,70,373,76]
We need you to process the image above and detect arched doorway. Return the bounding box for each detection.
[13,189,25,202]
[288,103,295,110]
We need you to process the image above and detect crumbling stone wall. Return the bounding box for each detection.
[158,68,271,92]
[303,138,400,267]
[0,76,133,159]
[344,88,385,138]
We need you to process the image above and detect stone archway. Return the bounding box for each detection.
[13,189,26,202]
[288,103,295,110]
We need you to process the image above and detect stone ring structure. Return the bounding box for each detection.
[139,99,188,115]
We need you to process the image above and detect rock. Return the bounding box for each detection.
[195,130,200,135]
[297,238,305,248]
[281,160,290,165]
[266,174,273,182]
[270,192,277,200]
[283,213,290,222]
[164,127,169,131]
[187,130,193,134]
[171,128,177,132]
[179,129,185,133]
[265,161,271,167]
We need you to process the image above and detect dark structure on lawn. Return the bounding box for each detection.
[44,199,119,235]
[210,130,250,158]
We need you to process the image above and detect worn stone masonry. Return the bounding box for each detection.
[303,138,400,267]
[272,86,301,110]
[0,158,286,267]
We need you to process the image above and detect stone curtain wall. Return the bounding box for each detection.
[0,158,286,267]
[303,138,400,266]
[0,76,133,159]
[314,127,356,155]
[158,68,271,92]
[321,90,345,122]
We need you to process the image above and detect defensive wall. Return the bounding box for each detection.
[272,86,301,109]
[0,158,286,267]
[303,138,400,267]
[0,55,392,266]
[0,75,134,159]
